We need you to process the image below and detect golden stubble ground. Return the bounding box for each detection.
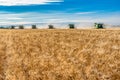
[0,29,120,80]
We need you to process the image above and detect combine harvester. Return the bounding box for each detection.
[94,23,104,29]
[69,24,75,29]
[0,23,106,29]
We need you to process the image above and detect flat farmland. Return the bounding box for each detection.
[0,29,120,80]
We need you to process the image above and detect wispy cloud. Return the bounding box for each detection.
[0,0,62,6]
[75,11,97,15]
[0,11,120,26]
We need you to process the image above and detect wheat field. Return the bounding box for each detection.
[0,29,120,80]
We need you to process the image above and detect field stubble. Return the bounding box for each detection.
[0,29,120,80]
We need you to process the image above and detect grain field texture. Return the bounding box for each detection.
[0,29,120,80]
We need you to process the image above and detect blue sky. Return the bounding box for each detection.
[0,0,120,25]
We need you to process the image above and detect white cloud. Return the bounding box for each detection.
[0,0,62,6]
[0,11,120,27]
[76,11,97,15]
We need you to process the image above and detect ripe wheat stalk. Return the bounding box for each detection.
[0,29,120,80]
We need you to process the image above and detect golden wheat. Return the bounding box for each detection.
[0,29,120,80]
